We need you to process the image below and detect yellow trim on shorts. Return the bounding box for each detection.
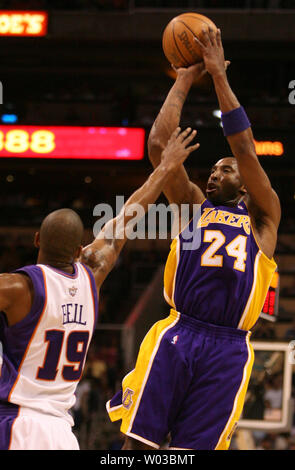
[214,332,254,450]
[163,237,179,308]
[107,310,180,441]
[125,431,159,449]
[106,400,123,422]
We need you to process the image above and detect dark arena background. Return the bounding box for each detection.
[0,0,295,452]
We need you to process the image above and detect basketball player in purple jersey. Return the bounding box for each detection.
[107,29,281,450]
[0,127,199,450]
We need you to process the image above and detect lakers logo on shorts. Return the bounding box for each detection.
[122,388,134,410]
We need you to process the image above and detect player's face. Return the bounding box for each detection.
[206,158,245,205]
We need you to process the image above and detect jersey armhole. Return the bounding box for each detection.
[80,263,99,328]
[243,198,277,263]
[172,198,208,240]
[9,266,47,329]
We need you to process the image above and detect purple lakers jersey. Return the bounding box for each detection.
[0,262,98,424]
[164,199,277,330]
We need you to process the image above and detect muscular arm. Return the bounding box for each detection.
[212,72,281,223]
[148,64,206,208]
[0,273,33,326]
[81,128,200,290]
[199,28,281,257]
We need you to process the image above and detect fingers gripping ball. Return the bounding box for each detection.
[162,12,218,68]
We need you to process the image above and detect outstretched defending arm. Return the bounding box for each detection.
[81,127,200,290]
[196,28,281,259]
[148,63,207,208]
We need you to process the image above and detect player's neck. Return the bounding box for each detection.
[210,195,244,207]
[224,196,244,207]
[37,252,75,274]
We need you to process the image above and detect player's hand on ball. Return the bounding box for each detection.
[171,57,230,87]
[161,127,200,171]
[194,28,230,78]
[171,61,207,83]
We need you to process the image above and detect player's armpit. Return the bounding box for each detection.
[231,143,281,228]
[161,166,205,208]
[148,135,205,208]
[0,273,33,326]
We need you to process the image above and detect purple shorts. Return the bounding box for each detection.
[107,309,254,450]
[0,402,19,450]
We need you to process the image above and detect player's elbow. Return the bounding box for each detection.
[271,189,282,224]
[147,134,165,166]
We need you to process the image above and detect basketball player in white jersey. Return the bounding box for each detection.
[0,127,200,450]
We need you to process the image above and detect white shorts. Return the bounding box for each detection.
[9,407,79,450]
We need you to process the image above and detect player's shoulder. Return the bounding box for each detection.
[0,272,34,316]
[0,272,33,294]
[244,192,281,228]
[0,271,36,324]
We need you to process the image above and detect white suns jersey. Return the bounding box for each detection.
[0,262,98,425]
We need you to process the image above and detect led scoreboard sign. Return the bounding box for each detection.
[260,271,280,322]
[0,126,145,160]
[0,11,48,36]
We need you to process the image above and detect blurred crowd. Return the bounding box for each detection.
[70,332,126,450]
[6,73,294,131]
[133,0,295,7]
[0,0,129,10]
[231,431,295,450]
[0,0,295,9]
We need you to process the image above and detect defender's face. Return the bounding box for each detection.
[206,158,244,206]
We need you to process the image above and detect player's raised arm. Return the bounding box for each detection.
[148,63,206,208]
[81,127,200,290]
[196,28,281,257]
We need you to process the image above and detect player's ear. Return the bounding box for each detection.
[75,245,83,261]
[34,232,40,248]
[239,184,247,196]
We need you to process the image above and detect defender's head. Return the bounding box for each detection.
[34,208,84,265]
[206,157,246,206]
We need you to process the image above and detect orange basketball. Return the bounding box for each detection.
[162,12,218,68]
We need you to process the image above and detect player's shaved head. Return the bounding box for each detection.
[215,157,238,169]
[38,208,84,263]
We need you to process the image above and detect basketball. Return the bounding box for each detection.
[162,12,218,68]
